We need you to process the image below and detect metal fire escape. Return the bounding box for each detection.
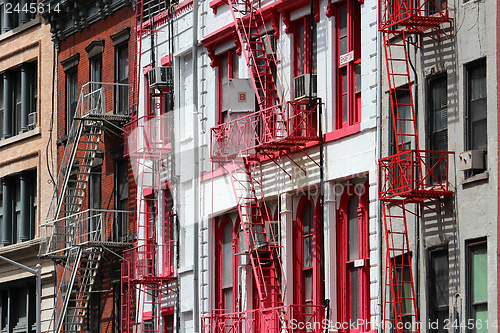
[121,0,176,332]
[206,0,322,331]
[378,1,452,333]
[39,83,131,333]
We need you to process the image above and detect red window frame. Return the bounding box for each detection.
[215,216,239,312]
[293,196,322,309]
[163,189,175,276]
[335,1,361,130]
[337,181,370,333]
[293,16,317,77]
[217,50,238,125]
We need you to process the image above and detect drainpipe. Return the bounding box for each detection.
[192,0,200,331]
[376,26,383,333]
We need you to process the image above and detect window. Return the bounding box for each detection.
[389,88,413,154]
[0,279,36,332]
[115,159,129,242]
[337,182,369,332]
[0,170,36,246]
[429,249,449,333]
[335,1,361,129]
[467,239,487,333]
[164,189,174,274]
[88,274,101,333]
[293,17,317,77]
[90,166,101,240]
[0,63,37,139]
[429,75,448,152]
[115,43,129,114]
[390,254,414,330]
[65,68,78,134]
[0,0,36,34]
[465,60,487,152]
[294,197,322,310]
[215,217,238,311]
[217,51,238,124]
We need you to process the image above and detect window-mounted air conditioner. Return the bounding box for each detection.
[294,74,317,100]
[28,112,37,129]
[459,150,484,171]
[261,34,276,55]
[148,66,173,89]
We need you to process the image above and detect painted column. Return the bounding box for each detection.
[3,72,12,138]
[2,179,12,245]
[324,181,337,324]
[3,0,13,32]
[19,173,30,241]
[19,0,29,24]
[21,64,29,133]
[280,192,293,305]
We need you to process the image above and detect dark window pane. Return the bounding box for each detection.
[348,195,359,261]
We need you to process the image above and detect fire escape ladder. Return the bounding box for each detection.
[63,247,104,333]
[227,160,283,307]
[227,0,280,110]
[382,202,418,333]
[383,32,418,153]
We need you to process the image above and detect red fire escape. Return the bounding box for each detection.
[378,1,452,333]
[121,0,176,332]
[205,1,322,332]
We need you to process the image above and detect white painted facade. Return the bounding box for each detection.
[137,0,381,331]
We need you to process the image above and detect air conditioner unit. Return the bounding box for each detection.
[28,112,37,129]
[459,150,484,171]
[294,74,317,100]
[261,34,276,55]
[148,67,173,89]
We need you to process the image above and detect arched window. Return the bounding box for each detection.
[216,217,238,312]
[294,197,322,310]
[337,182,369,332]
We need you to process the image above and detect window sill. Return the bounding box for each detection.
[0,16,41,43]
[461,170,489,185]
[0,238,40,255]
[0,127,41,149]
[324,123,361,143]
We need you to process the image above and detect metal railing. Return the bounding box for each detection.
[45,82,131,222]
[379,0,450,32]
[124,114,172,157]
[39,209,131,257]
[211,101,319,161]
[122,243,175,281]
[202,305,325,333]
[378,149,453,200]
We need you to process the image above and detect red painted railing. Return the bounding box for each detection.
[124,114,172,158]
[379,0,450,32]
[211,101,319,162]
[378,149,453,200]
[122,243,175,282]
[202,305,325,333]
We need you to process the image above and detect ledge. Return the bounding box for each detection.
[0,127,41,149]
[0,16,41,44]
[461,170,489,185]
[0,238,40,256]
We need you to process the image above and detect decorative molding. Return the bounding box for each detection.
[234,38,241,55]
[207,47,217,68]
[110,27,130,46]
[85,39,105,58]
[281,11,292,34]
[60,53,80,71]
[270,8,280,39]
[326,1,335,18]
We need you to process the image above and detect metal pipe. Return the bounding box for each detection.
[192,0,200,331]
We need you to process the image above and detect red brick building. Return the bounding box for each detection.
[40,0,135,331]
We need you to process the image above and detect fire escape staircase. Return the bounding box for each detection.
[227,160,283,308]
[41,84,130,333]
[378,2,453,333]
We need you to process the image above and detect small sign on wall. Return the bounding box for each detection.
[239,92,247,103]
[339,50,354,66]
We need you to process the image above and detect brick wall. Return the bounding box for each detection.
[55,5,136,332]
